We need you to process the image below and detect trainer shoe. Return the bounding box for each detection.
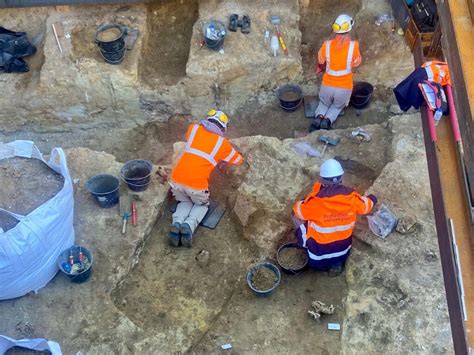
[168,222,181,247]
[180,223,193,247]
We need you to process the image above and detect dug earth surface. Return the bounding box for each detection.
[0,157,64,231]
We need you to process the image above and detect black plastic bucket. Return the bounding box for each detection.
[350,81,374,110]
[276,242,309,275]
[277,85,303,112]
[57,245,93,283]
[95,24,126,64]
[120,160,153,192]
[246,261,281,297]
[202,21,226,51]
[85,174,120,208]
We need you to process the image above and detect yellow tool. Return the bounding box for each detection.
[270,16,288,56]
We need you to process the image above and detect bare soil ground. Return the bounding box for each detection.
[0,1,410,353]
[0,157,64,231]
[112,207,346,353]
[139,0,199,87]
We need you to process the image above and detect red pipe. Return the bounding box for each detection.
[445,85,462,142]
[426,106,438,142]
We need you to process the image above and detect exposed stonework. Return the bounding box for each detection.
[342,114,453,354]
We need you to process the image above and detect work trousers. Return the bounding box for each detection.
[315,85,352,123]
[295,222,352,270]
[169,181,209,233]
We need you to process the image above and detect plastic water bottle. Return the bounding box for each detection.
[271,35,279,56]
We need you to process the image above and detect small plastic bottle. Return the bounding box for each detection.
[271,35,279,56]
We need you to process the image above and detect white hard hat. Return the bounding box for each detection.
[207,109,229,130]
[332,14,354,34]
[320,159,344,181]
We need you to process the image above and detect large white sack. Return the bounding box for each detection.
[0,140,75,300]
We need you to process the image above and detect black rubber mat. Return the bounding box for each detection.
[168,198,226,229]
[303,96,318,118]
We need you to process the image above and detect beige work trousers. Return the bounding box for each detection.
[169,181,209,233]
[315,85,352,123]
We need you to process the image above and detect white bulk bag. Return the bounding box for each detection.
[0,140,74,300]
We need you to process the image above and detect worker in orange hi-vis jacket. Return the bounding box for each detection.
[169,110,244,248]
[311,14,362,131]
[292,159,377,276]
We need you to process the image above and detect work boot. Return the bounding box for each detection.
[168,222,181,247]
[320,118,332,130]
[309,115,323,132]
[180,223,193,247]
[241,15,251,34]
[229,14,239,32]
[328,262,344,277]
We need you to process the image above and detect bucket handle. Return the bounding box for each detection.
[351,94,372,108]
[278,98,302,111]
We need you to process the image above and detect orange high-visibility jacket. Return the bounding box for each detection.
[171,123,243,190]
[318,36,362,90]
[422,61,451,86]
[293,182,374,245]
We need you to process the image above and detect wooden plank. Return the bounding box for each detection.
[468,0,474,22]
[415,43,470,355]
[437,0,474,204]
[437,117,474,350]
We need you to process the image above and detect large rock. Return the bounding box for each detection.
[172,124,391,257]
[341,114,453,354]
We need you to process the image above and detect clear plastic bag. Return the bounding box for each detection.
[367,204,398,239]
[293,142,321,157]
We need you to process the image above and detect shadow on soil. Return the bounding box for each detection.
[138,0,199,87]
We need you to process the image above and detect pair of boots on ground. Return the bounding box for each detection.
[229,14,251,33]
[309,114,332,132]
[169,201,209,248]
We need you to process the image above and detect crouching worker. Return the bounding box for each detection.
[168,110,244,247]
[292,159,376,276]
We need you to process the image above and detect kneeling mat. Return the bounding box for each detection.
[304,96,318,118]
[168,198,226,229]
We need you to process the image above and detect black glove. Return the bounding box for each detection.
[367,194,378,206]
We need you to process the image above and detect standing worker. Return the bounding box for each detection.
[292,159,376,276]
[311,14,362,131]
[169,110,244,247]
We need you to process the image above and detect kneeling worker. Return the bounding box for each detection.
[292,159,376,276]
[169,110,244,247]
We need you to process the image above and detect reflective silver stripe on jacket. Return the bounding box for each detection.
[184,124,224,167]
[361,196,371,214]
[295,200,304,220]
[425,65,434,81]
[307,245,351,260]
[233,155,242,164]
[299,223,307,248]
[325,40,355,76]
[309,221,355,234]
[425,64,446,83]
[223,148,236,162]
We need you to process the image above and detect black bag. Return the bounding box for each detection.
[411,0,438,32]
[0,26,36,73]
[391,0,411,31]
